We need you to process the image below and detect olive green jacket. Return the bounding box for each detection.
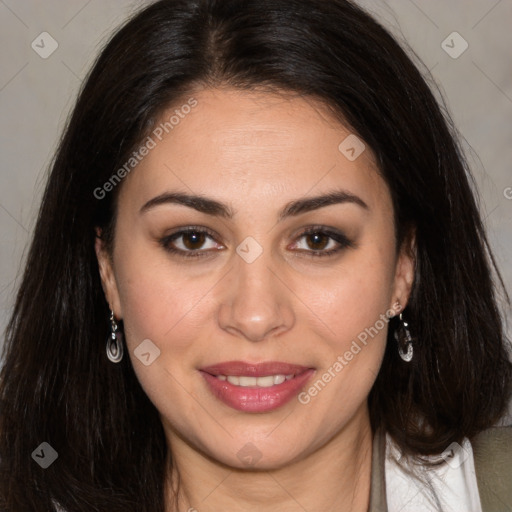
[368,426,512,511]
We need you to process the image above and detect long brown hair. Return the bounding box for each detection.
[1,0,510,510]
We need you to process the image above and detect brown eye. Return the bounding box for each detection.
[181,231,207,250]
[292,227,355,257]
[160,227,222,258]
[305,232,330,251]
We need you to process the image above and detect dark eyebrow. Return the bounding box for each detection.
[140,192,236,218]
[277,190,369,220]
[139,190,369,220]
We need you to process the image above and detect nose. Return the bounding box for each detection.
[217,249,295,343]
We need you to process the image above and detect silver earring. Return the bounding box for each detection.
[106,309,124,363]
[394,313,413,362]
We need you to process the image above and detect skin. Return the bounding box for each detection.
[96,86,415,512]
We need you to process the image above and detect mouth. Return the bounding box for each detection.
[199,361,315,412]
[214,374,295,387]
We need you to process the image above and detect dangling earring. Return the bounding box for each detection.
[394,313,413,362]
[106,309,124,363]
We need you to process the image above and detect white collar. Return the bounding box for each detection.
[385,432,482,512]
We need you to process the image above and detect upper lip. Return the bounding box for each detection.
[200,361,312,377]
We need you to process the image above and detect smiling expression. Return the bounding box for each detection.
[96,86,414,469]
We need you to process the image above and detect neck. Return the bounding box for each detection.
[164,406,373,512]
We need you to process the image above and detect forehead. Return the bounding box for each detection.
[118,87,389,214]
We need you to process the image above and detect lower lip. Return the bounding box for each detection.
[200,369,315,413]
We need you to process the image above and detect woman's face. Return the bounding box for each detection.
[96,87,414,469]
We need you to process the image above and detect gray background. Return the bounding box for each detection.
[1,0,511,356]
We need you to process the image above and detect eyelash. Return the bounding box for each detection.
[159,225,354,259]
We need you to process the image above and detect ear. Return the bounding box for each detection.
[390,228,416,313]
[94,227,123,318]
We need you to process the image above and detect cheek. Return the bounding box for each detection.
[297,238,396,412]
[114,253,211,354]
[113,252,214,419]
[306,243,396,348]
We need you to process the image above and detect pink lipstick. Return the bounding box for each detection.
[199,361,315,413]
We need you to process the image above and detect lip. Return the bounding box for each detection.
[199,361,315,413]
[200,360,311,377]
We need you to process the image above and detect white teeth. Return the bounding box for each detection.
[238,376,257,386]
[218,374,293,387]
[273,375,286,385]
[258,376,275,387]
